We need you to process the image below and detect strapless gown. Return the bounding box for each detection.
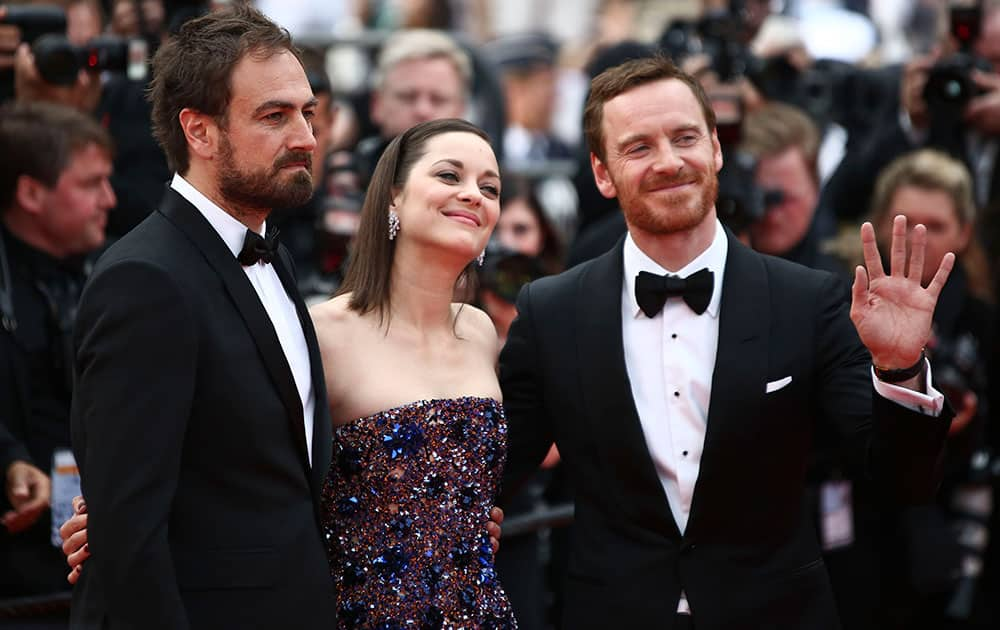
[322,396,518,629]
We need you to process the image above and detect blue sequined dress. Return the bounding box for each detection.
[322,396,518,629]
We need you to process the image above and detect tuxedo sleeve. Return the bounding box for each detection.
[0,331,32,473]
[814,273,951,505]
[0,421,31,482]
[498,281,557,503]
[72,259,196,630]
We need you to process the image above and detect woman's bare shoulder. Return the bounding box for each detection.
[310,294,360,340]
[454,303,498,351]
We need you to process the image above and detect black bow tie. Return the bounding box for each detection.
[237,228,280,266]
[634,268,714,317]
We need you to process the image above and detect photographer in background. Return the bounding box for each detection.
[825,1,1000,283]
[0,101,114,604]
[1,1,104,109]
[739,101,850,280]
[2,0,186,240]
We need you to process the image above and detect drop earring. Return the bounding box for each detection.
[476,250,485,266]
[388,210,400,240]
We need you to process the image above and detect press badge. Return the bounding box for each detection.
[820,480,854,551]
[51,449,81,547]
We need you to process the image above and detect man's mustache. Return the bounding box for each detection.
[274,152,313,171]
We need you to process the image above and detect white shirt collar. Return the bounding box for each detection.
[622,218,728,319]
[170,173,266,259]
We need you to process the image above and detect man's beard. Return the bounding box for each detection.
[217,134,314,212]
[622,168,718,235]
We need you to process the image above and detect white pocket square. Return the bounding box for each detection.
[766,376,793,393]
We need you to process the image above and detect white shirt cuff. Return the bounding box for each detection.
[871,359,944,417]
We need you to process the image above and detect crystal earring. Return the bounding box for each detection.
[476,250,485,266]
[388,210,400,241]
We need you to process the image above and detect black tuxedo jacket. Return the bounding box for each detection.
[69,190,335,629]
[500,231,951,630]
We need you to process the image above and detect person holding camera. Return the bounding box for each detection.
[738,101,850,282]
[0,100,114,605]
[825,2,1000,282]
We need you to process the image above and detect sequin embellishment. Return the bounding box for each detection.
[323,397,517,629]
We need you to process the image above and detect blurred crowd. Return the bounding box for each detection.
[1,0,999,628]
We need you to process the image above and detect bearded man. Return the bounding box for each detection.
[499,56,955,630]
[67,5,336,628]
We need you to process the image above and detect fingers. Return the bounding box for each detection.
[8,478,28,500]
[490,506,504,525]
[971,69,1000,91]
[61,520,88,558]
[925,252,955,300]
[72,495,87,515]
[67,542,90,571]
[859,222,885,280]
[490,535,499,555]
[2,503,45,533]
[851,265,868,311]
[60,511,88,546]
[907,223,927,284]
[889,215,907,276]
[67,564,82,585]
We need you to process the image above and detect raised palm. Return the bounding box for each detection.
[850,216,954,370]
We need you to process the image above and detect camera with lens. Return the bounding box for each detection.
[923,2,993,150]
[706,88,772,235]
[31,33,137,85]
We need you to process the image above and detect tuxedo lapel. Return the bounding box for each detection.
[158,191,310,474]
[576,241,681,539]
[686,233,769,534]
[273,248,332,505]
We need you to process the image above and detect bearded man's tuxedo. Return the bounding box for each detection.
[500,226,952,630]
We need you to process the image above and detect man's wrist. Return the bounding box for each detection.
[874,349,926,383]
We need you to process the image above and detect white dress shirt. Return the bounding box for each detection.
[620,219,944,613]
[171,174,315,463]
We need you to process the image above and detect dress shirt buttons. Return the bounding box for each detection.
[682,450,689,457]
[674,391,680,397]
[671,333,678,339]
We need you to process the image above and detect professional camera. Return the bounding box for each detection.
[925,3,990,113]
[709,89,772,235]
[31,33,142,85]
[0,5,67,100]
[922,2,993,155]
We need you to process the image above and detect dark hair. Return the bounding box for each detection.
[337,118,492,325]
[583,54,716,163]
[148,1,300,174]
[0,101,113,211]
[499,177,564,274]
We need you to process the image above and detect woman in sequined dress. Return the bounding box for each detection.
[310,118,518,629]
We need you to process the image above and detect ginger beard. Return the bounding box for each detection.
[618,163,719,236]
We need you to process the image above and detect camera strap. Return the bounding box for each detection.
[0,228,17,332]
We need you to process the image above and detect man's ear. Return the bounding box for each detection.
[179,108,218,161]
[711,128,724,174]
[14,175,49,215]
[590,153,618,200]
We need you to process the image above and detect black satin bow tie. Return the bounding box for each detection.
[634,268,714,317]
[237,228,280,266]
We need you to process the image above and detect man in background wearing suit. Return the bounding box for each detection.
[69,5,335,628]
[500,56,955,630]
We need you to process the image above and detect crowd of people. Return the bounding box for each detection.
[1,0,999,629]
